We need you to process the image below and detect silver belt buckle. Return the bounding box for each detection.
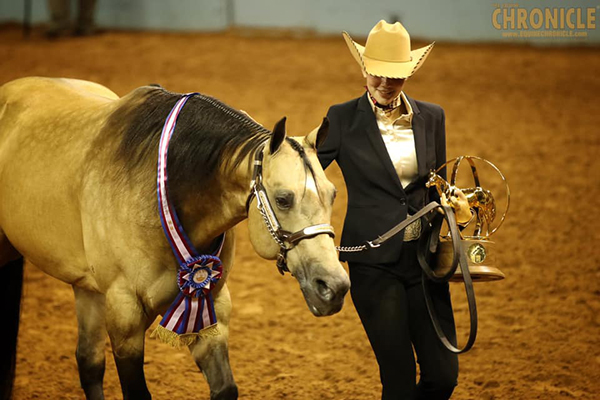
[403,216,422,242]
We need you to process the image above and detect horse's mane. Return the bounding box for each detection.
[105,87,325,209]
[109,87,271,191]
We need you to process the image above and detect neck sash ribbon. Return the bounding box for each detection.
[152,94,225,347]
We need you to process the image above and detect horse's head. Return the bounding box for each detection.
[426,171,448,197]
[247,118,349,317]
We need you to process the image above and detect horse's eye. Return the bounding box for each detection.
[275,192,294,210]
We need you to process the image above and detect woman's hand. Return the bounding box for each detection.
[441,187,472,224]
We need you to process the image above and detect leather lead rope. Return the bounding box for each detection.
[417,204,478,354]
[336,201,440,253]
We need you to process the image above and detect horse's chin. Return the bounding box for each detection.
[302,291,345,317]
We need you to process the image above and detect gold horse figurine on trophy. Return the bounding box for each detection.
[426,172,496,237]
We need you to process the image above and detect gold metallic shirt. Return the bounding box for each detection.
[368,92,418,188]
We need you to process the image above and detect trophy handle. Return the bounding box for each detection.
[451,156,485,236]
[450,155,482,188]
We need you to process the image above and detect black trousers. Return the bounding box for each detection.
[348,241,459,400]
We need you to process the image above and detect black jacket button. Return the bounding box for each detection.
[399,198,406,205]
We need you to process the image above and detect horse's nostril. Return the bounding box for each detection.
[315,279,334,301]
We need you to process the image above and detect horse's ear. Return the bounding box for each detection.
[316,117,329,149]
[304,117,329,149]
[270,117,286,154]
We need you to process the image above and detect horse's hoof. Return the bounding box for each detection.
[211,385,238,400]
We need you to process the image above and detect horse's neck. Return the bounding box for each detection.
[177,185,246,248]
[439,177,448,191]
[175,159,252,249]
[433,175,448,194]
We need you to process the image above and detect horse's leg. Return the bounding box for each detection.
[189,283,237,400]
[105,286,151,400]
[0,252,23,400]
[73,286,107,400]
[189,230,237,400]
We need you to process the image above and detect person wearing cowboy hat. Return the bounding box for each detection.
[318,20,471,399]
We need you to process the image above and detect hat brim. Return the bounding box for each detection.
[343,31,434,79]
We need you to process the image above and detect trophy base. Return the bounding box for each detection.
[449,265,505,282]
[435,238,505,282]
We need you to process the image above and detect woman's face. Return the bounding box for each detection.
[365,73,406,105]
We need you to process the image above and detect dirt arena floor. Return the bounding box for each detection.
[1,24,599,399]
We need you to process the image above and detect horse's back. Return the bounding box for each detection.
[0,77,122,284]
[0,77,122,178]
[2,76,115,112]
[0,77,118,137]
[60,78,120,100]
[0,76,118,101]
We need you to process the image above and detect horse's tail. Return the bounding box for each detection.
[0,258,24,400]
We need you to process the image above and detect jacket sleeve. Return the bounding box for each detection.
[429,107,447,204]
[317,107,341,170]
[436,107,447,180]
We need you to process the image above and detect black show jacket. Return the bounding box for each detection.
[318,92,447,264]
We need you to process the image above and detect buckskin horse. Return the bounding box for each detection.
[0,77,349,400]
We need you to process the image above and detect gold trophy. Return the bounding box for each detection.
[426,156,510,282]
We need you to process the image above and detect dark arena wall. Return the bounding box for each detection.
[1,24,599,399]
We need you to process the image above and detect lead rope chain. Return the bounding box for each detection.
[336,244,367,252]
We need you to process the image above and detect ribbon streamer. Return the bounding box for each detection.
[152,94,225,347]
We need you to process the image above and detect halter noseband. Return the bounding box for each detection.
[246,142,335,275]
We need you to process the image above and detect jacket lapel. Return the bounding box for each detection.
[408,98,427,180]
[357,93,404,193]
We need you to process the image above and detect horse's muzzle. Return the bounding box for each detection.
[299,267,350,316]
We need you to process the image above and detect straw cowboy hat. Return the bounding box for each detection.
[343,20,434,79]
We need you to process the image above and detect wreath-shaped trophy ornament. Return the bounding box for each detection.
[426,156,510,282]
